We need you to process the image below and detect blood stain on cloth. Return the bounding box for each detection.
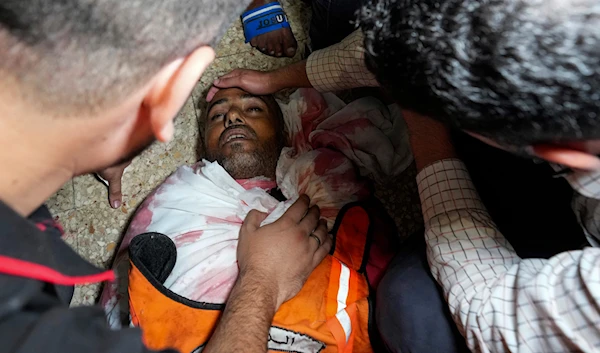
[174,230,205,247]
[205,215,243,225]
[313,151,346,176]
[237,179,277,191]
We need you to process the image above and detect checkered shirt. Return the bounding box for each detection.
[306,30,378,92]
[419,159,600,353]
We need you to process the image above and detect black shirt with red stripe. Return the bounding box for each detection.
[0,201,175,353]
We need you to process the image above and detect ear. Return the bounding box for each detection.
[143,46,215,142]
[533,144,600,170]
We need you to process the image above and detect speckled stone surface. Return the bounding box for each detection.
[48,0,422,307]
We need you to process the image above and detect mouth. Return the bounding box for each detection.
[219,127,255,147]
[225,133,247,143]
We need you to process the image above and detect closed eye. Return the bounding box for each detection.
[210,113,224,121]
[247,107,262,113]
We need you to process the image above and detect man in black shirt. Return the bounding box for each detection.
[0,1,331,352]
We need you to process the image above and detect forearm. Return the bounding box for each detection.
[204,270,278,353]
[209,30,377,96]
[418,159,600,352]
[402,110,457,172]
[270,59,312,90]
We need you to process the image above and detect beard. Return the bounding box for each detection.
[206,137,281,180]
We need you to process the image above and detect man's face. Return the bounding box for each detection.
[204,88,282,179]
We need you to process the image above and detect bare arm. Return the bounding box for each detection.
[401,110,457,172]
[207,59,310,101]
[204,270,278,353]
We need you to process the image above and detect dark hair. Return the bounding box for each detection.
[359,0,600,145]
[0,0,248,115]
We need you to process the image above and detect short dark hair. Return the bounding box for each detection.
[359,0,600,145]
[0,0,248,115]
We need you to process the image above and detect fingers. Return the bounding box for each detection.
[281,195,311,224]
[313,232,333,268]
[211,70,242,88]
[298,205,320,234]
[97,161,129,209]
[217,69,242,81]
[107,175,123,209]
[213,74,244,91]
[206,69,242,102]
[242,209,268,232]
[215,75,241,88]
[308,219,327,252]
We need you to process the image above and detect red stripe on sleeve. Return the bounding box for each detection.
[0,255,115,285]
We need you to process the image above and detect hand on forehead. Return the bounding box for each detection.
[206,68,281,102]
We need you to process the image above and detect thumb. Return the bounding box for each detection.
[206,86,219,102]
[243,209,268,231]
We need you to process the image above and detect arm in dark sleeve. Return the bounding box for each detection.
[0,280,175,353]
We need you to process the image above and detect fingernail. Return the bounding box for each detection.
[112,200,121,209]
[213,79,220,84]
[287,48,296,56]
[269,51,275,55]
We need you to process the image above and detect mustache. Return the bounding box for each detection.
[218,124,258,146]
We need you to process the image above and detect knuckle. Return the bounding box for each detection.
[292,227,306,238]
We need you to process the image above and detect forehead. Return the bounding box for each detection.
[211,87,250,102]
[204,88,280,129]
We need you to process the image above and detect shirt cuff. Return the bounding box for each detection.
[416,159,487,223]
[306,48,334,92]
[306,30,379,92]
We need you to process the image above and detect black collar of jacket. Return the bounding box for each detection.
[0,201,112,284]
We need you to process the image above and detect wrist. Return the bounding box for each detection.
[270,60,310,91]
[237,267,281,311]
[410,132,457,172]
[268,69,288,92]
[403,110,457,172]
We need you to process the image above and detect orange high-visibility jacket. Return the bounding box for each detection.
[128,203,379,353]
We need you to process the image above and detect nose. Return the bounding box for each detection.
[225,108,245,128]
